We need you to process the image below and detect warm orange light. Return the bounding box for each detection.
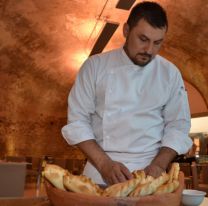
[73,50,90,67]
[7,137,15,156]
[83,20,103,38]
[64,16,105,71]
[65,14,104,47]
[64,49,90,72]
[194,138,200,153]
[85,20,105,51]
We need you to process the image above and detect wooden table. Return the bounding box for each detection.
[1,197,207,206]
[0,196,51,206]
[200,197,208,206]
[0,180,207,206]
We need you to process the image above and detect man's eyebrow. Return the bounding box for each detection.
[154,38,164,42]
[139,34,164,42]
[139,34,149,40]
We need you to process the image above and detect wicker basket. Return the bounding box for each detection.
[45,172,184,206]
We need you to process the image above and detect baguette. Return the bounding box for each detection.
[103,177,141,197]
[43,164,68,191]
[154,180,179,195]
[63,173,103,196]
[168,162,179,183]
[132,170,146,179]
[129,172,169,197]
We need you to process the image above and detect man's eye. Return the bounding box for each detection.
[139,37,147,42]
[154,41,162,46]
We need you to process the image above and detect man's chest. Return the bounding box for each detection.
[95,67,171,112]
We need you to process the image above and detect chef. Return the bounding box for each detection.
[62,1,192,185]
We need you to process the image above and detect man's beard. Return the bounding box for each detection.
[123,45,153,67]
[131,53,152,66]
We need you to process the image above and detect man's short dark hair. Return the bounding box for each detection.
[127,1,168,30]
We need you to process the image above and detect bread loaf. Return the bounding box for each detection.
[63,173,103,196]
[103,177,141,197]
[43,164,68,191]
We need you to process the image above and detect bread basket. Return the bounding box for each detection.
[45,172,184,206]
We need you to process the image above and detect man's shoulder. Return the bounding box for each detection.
[153,55,183,84]
[89,48,121,64]
[155,55,180,74]
[156,55,176,68]
[79,48,121,77]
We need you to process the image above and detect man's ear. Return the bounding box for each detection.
[123,23,130,38]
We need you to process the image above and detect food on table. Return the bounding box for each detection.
[43,164,68,191]
[43,163,180,197]
[63,172,103,196]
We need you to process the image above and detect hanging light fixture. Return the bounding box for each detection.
[116,0,136,10]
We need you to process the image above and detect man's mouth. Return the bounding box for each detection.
[138,53,152,59]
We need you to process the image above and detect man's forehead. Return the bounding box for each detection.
[133,19,167,40]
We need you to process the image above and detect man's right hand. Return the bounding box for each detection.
[77,140,133,185]
[98,159,133,185]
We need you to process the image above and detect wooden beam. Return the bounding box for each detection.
[89,22,119,56]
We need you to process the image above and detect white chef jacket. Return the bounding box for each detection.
[62,47,192,184]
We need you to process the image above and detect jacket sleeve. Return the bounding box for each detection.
[61,58,96,145]
[161,70,193,154]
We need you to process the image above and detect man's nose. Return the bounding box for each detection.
[145,42,154,55]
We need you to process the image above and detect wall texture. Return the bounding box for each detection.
[0,0,82,158]
[0,0,207,159]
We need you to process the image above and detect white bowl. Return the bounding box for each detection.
[182,189,206,206]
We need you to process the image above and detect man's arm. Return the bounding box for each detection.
[77,140,133,185]
[144,147,177,177]
[160,71,192,154]
[145,71,192,177]
[62,59,132,185]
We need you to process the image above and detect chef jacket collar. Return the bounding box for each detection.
[120,47,153,72]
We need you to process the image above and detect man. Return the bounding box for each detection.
[62,1,192,185]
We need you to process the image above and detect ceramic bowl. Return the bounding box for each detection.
[182,189,206,206]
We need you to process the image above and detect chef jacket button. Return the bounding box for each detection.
[109,89,113,94]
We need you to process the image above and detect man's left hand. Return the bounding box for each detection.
[144,147,177,178]
[144,163,165,178]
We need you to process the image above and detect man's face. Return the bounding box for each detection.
[123,19,167,66]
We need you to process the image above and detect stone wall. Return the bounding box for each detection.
[0,0,207,159]
[0,0,83,159]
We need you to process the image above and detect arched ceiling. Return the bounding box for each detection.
[1,0,207,107]
[0,0,207,158]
